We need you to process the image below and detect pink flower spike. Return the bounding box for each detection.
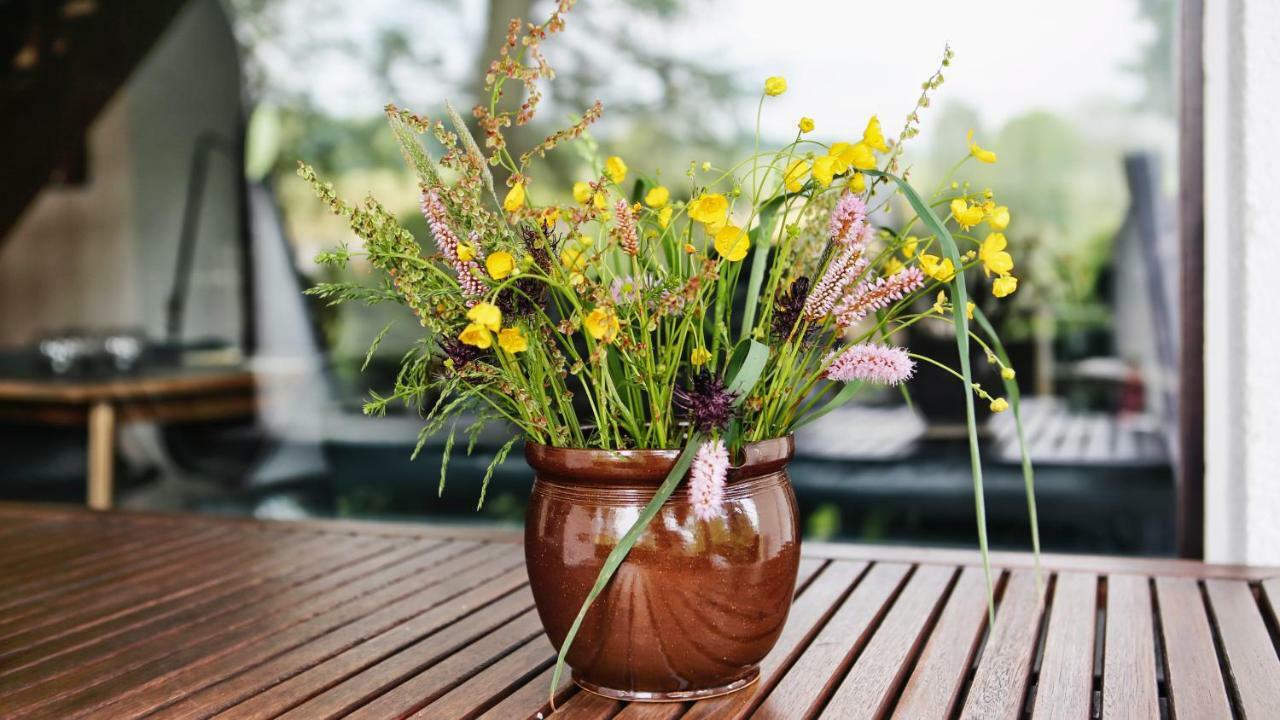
[829,192,869,247]
[421,190,486,300]
[824,343,916,386]
[833,266,925,328]
[689,439,730,521]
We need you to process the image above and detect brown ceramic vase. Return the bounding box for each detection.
[524,436,800,702]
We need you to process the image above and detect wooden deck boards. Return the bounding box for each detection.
[0,504,1275,719]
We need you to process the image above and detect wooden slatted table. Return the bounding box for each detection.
[1,504,1277,719]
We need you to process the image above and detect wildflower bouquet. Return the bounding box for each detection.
[300,0,1038,699]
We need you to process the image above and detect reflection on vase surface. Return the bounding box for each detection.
[524,437,800,701]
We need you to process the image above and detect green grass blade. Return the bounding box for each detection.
[739,196,785,342]
[547,433,702,707]
[972,306,1043,593]
[791,381,863,431]
[867,169,996,625]
[725,340,770,399]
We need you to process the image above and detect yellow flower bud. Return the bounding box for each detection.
[485,251,516,280]
[990,397,1009,413]
[583,307,620,343]
[644,185,669,208]
[798,117,815,133]
[458,323,492,349]
[764,76,787,96]
[1001,367,1017,380]
[497,326,528,354]
[466,302,502,332]
[502,181,525,212]
[967,130,998,163]
[713,224,750,262]
[992,275,1018,298]
[691,347,712,366]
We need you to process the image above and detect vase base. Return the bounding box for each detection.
[572,666,760,703]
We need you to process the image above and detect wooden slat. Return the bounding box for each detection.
[960,569,1046,720]
[819,564,955,718]
[1154,577,1231,719]
[1203,578,1280,718]
[683,560,867,720]
[0,537,435,702]
[893,567,992,719]
[750,562,911,719]
[3,540,487,716]
[1030,572,1096,719]
[473,663,575,720]
[335,609,546,720]
[76,544,524,719]
[202,577,535,719]
[1101,574,1160,720]
[0,508,1275,720]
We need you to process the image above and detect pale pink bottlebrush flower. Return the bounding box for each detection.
[803,246,867,322]
[828,192,870,247]
[833,266,926,328]
[421,190,486,300]
[689,438,730,521]
[613,200,639,256]
[824,343,916,385]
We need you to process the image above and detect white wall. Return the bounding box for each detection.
[1203,0,1280,564]
[0,0,242,348]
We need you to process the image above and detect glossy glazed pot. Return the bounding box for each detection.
[524,436,800,702]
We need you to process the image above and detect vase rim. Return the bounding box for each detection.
[525,435,794,486]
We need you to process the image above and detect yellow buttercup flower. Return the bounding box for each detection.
[497,327,528,354]
[645,186,669,208]
[979,233,1014,277]
[456,242,477,262]
[539,207,561,227]
[798,117,815,133]
[466,302,502,332]
[987,205,1010,231]
[687,193,729,227]
[992,274,1018,298]
[966,301,976,319]
[503,181,525,212]
[932,291,948,314]
[862,115,889,153]
[691,347,713,366]
[884,257,904,276]
[902,236,919,259]
[812,155,839,187]
[764,76,787,96]
[990,397,1009,413]
[848,172,866,194]
[458,323,492,349]
[830,141,877,171]
[783,159,810,193]
[658,206,673,229]
[967,130,998,163]
[714,224,750,262]
[572,181,593,204]
[584,307,620,343]
[949,199,984,229]
[605,156,628,184]
[920,253,956,282]
[486,251,516,280]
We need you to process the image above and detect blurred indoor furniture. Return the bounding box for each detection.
[0,366,254,509]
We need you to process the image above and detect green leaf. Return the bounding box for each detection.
[547,346,771,707]
[548,433,703,708]
[791,381,863,431]
[739,195,786,342]
[972,305,1042,592]
[866,169,996,625]
[724,339,770,402]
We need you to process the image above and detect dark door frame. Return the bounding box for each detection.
[1177,0,1205,559]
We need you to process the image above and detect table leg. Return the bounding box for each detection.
[87,401,116,510]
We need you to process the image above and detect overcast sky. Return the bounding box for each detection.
[258,0,1155,143]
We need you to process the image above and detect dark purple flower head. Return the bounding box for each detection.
[440,336,482,369]
[674,370,738,432]
[771,276,810,341]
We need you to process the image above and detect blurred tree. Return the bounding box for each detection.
[1126,0,1176,118]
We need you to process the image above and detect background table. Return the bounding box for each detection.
[0,503,1276,719]
[0,368,256,510]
